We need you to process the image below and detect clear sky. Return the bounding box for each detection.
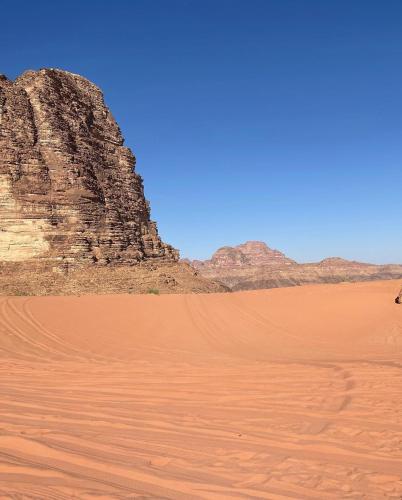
[2,0,401,263]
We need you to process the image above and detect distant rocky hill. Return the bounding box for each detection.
[185,241,402,291]
[0,69,225,294]
[190,241,296,269]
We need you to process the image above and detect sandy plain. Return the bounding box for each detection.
[0,280,402,499]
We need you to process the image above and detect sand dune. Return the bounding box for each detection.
[0,280,402,498]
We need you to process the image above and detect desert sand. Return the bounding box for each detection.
[0,280,402,499]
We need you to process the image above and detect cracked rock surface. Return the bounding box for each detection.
[0,68,177,270]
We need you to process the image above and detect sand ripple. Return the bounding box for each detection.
[0,280,401,498]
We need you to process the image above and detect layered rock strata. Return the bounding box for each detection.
[0,69,177,271]
[189,241,295,270]
[186,242,402,291]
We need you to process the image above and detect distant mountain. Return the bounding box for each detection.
[189,241,295,270]
[184,241,402,291]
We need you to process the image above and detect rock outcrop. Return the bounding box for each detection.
[186,241,402,291]
[0,68,226,294]
[0,69,176,270]
[190,241,295,270]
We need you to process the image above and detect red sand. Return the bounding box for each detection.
[0,280,402,498]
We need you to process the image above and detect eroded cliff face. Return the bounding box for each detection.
[0,69,177,270]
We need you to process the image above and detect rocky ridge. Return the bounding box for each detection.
[186,241,402,291]
[0,68,225,294]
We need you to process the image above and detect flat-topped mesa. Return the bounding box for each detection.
[317,257,366,267]
[0,68,178,270]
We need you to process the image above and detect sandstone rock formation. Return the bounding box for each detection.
[0,68,226,294]
[0,68,177,269]
[186,241,402,291]
[190,241,295,270]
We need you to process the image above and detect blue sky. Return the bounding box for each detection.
[2,0,401,263]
